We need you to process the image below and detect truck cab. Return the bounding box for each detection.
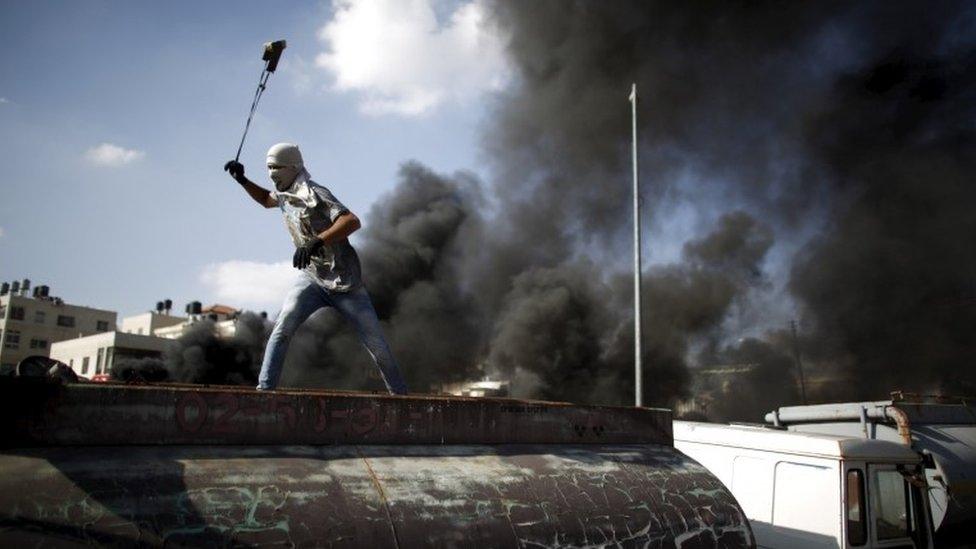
[674,421,934,549]
[764,395,976,546]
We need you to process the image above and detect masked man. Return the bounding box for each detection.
[223,143,408,394]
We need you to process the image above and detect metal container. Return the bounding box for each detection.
[0,379,754,547]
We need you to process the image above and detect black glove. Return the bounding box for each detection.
[293,239,324,269]
[223,160,246,184]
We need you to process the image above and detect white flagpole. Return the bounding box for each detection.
[630,83,643,408]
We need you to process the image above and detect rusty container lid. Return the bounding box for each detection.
[0,378,672,447]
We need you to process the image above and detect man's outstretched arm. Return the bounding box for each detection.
[224,161,277,208]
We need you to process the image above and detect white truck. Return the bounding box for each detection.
[674,421,935,549]
[764,394,976,547]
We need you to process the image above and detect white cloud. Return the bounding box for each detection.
[316,0,510,116]
[0,227,5,238]
[0,97,9,104]
[84,142,146,167]
[200,260,299,309]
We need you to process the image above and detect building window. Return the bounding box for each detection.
[82,356,90,375]
[57,315,75,327]
[9,306,25,321]
[96,320,110,332]
[0,305,6,317]
[29,339,48,350]
[34,310,46,324]
[4,330,20,349]
[96,348,104,373]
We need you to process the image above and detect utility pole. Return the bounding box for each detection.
[790,319,808,405]
[630,83,643,408]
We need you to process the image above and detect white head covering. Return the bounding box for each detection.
[267,142,303,166]
[266,142,308,191]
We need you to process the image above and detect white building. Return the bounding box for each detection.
[154,304,241,339]
[49,330,171,379]
[49,304,249,380]
[120,311,187,336]
[1,284,254,379]
[0,280,116,374]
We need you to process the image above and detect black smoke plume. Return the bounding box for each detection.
[176,1,974,421]
[472,0,974,418]
[111,357,169,383]
[172,312,268,385]
[122,312,270,385]
[273,0,976,420]
[279,163,488,393]
[790,45,976,400]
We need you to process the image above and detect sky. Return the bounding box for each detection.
[0,0,510,318]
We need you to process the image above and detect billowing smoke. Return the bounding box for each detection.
[111,312,271,385]
[694,336,800,423]
[467,0,974,418]
[276,187,774,410]
[167,312,270,385]
[790,45,976,400]
[272,1,975,419]
[111,357,168,382]
[171,1,974,421]
[278,163,488,392]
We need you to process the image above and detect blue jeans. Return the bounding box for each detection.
[257,274,408,394]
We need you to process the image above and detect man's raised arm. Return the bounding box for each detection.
[223,160,277,208]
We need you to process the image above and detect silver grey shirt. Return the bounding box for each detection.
[272,171,362,292]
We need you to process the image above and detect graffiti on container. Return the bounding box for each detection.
[174,392,383,436]
[169,391,620,444]
[499,405,548,414]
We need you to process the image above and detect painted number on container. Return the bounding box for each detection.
[175,392,208,433]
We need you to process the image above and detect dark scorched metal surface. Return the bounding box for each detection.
[1,379,671,447]
[0,379,754,548]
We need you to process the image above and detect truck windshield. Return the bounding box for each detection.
[871,468,911,540]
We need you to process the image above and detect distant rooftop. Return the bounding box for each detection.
[201,304,239,316]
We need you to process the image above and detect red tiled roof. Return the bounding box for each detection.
[202,304,239,315]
